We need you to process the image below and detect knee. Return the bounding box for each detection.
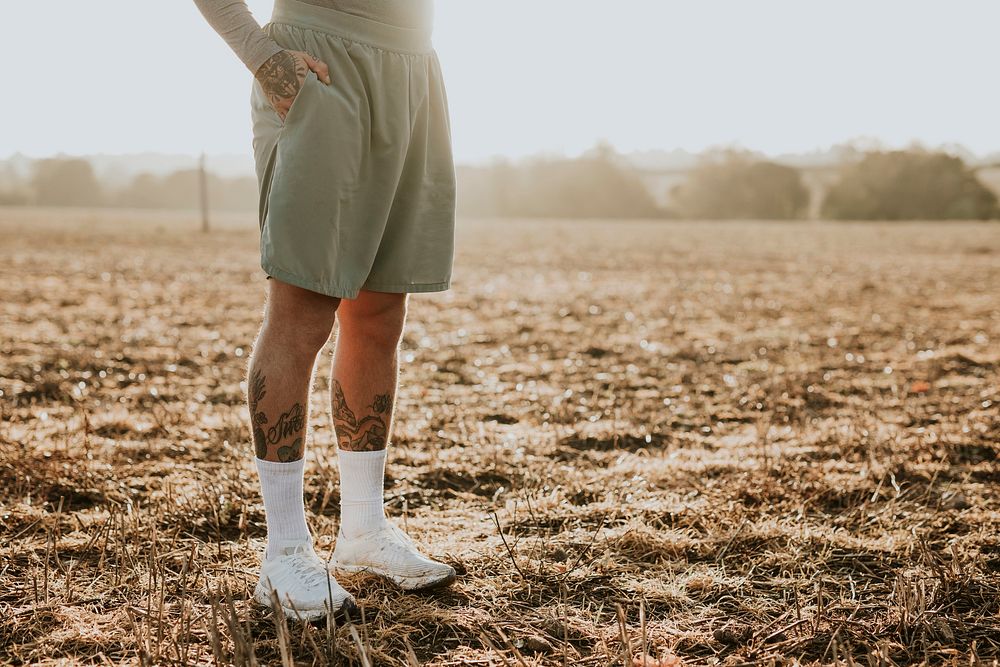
[339,299,406,350]
[258,279,340,358]
[261,311,336,359]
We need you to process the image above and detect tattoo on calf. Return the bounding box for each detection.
[249,369,269,458]
[248,367,307,461]
[332,379,391,451]
[277,437,304,463]
[266,403,304,447]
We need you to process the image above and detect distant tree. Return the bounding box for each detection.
[0,186,30,206]
[115,172,163,208]
[210,175,257,211]
[671,150,808,220]
[113,170,257,211]
[161,169,202,208]
[519,144,662,218]
[822,150,999,220]
[31,158,103,206]
[456,143,663,219]
[455,160,520,218]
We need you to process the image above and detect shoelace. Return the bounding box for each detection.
[384,521,427,555]
[375,521,448,576]
[281,548,335,590]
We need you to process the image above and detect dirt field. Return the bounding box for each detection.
[1,208,998,665]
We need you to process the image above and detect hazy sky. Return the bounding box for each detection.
[2,0,998,164]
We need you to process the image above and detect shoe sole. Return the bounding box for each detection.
[333,563,457,591]
[253,583,360,623]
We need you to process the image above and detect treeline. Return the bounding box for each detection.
[668,150,810,220]
[0,158,258,211]
[821,151,998,220]
[463,147,998,221]
[457,143,662,219]
[3,147,998,221]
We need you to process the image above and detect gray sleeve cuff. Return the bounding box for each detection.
[246,40,286,76]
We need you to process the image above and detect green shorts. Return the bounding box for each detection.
[250,0,456,299]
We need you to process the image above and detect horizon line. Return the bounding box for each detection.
[3,137,1000,167]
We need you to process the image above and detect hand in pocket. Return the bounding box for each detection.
[254,49,332,121]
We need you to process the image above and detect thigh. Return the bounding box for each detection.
[337,289,408,328]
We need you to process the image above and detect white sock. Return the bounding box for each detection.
[337,449,388,539]
[255,456,312,560]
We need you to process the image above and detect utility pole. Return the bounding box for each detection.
[199,151,210,233]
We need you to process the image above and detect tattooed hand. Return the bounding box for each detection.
[254,49,332,121]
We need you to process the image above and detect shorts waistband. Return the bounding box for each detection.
[268,0,433,54]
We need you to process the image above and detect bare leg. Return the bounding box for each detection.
[330,290,407,452]
[247,279,340,462]
[329,290,406,541]
[328,290,457,589]
[246,280,358,619]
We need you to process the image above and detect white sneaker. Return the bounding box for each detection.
[332,520,457,591]
[253,537,358,621]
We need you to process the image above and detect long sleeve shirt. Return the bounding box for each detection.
[193,0,433,75]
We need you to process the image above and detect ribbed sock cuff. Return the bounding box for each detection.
[255,456,312,560]
[338,449,387,501]
[337,449,388,539]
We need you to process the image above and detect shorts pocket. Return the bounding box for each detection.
[280,69,318,129]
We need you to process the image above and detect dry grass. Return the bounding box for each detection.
[1,207,999,665]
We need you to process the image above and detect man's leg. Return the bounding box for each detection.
[247,278,357,620]
[330,290,405,538]
[329,290,456,590]
[247,278,339,558]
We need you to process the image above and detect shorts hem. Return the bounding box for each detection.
[262,263,362,299]
[361,280,451,294]
[262,263,451,298]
